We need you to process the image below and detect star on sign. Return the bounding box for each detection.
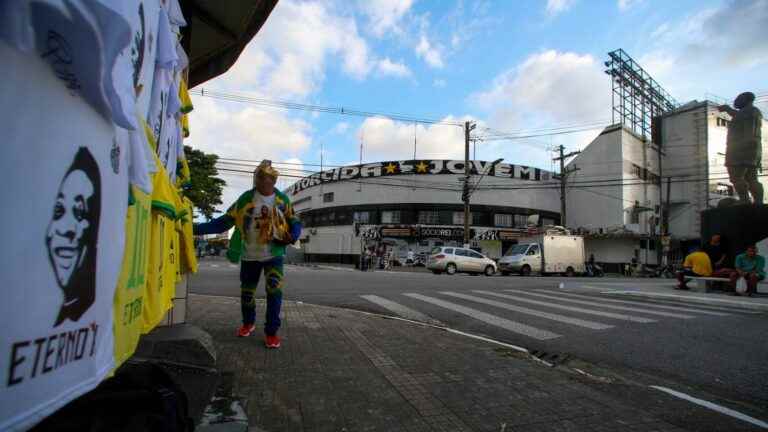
[384,162,398,174]
[415,161,429,173]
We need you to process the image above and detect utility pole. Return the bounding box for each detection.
[462,121,476,247]
[553,145,580,228]
[661,176,672,266]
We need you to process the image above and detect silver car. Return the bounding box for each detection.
[427,247,497,276]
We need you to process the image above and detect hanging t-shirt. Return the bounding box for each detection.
[146,7,178,143]
[114,0,161,121]
[142,161,177,333]
[0,0,136,129]
[112,184,151,370]
[243,193,277,262]
[178,197,198,274]
[0,41,129,431]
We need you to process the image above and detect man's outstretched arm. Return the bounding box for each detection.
[194,214,235,236]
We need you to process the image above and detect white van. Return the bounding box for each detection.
[498,232,585,276]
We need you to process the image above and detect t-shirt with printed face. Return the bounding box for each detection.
[243,193,276,262]
[0,41,129,432]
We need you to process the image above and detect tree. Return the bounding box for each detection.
[184,145,226,220]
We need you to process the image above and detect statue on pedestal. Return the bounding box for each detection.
[719,92,763,205]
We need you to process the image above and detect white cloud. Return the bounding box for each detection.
[185,96,312,210]
[357,0,414,37]
[415,34,444,68]
[333,122,351,134]
[640,0,768,101]
[433,79,447,88]
[358,116,476,161]
[618,0,642,11]
[376,58,412,77]
[216,1,375,99]
[546,0,576,16]
[471,50,610,127]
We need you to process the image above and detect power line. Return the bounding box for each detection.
[190,88,464,127]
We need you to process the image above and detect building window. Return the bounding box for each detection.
[323,192,334,203]
[514,215,528,227]
[381,210,401,224]
[454,212,484,225]
[419,210,440,224]
[542,218,555,226]
[716,117,730,127]
[494,213,513,227]
[353,211,370,223]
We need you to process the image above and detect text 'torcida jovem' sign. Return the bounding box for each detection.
[286,160,552,195]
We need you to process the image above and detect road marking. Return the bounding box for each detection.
[474,291,656,323]
[649,386,768,429]
[360,295,438,323]
[440,292,614,330]
[504,290,695,319]
[404,293,561,340]
[550,288,732,317]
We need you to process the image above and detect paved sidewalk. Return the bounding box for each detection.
[188,294,764,432]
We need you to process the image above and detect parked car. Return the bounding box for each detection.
[427,247,497,276]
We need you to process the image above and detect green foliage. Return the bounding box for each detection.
[184,145,226,220]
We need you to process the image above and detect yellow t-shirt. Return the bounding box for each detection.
[113,185,151,369]
[142,131,179,332]
[179,78,193,138]
[683,251,712,276]
[178,197,198,274]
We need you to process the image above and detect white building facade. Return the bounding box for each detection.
[566,101,768,270]
[285,159,560,264]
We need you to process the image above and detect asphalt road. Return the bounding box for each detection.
[189,258,768,414]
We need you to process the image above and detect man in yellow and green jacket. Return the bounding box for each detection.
[194,161,301,348]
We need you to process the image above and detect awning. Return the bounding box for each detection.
[180,0,279,87]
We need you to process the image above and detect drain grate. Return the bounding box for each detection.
[529,350,571,365]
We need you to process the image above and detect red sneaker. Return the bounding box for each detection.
[265,335,281,349]
[237,324,256,337]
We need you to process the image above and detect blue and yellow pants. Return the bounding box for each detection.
[240,257,283,335]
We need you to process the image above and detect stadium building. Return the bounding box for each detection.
[286,159,561,264]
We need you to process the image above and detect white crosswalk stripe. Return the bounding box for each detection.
[504,290,696,319]
[360,295,438,323]
[548,289,732,316]
[440,292,614,330]
[404,293,561,340]
[474,291,656,323]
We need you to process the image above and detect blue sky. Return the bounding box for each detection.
[186,0,768,210]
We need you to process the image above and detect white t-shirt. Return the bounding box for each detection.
[0,41,129,432]
[0,0,135,129]
[242,193,276,262]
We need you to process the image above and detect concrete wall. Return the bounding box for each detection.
[585,238,657,267]
[304,225,358,256]
[566,126,624,229]
[566,125,660,235]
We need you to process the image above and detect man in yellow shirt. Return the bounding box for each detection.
[676,246,713,290]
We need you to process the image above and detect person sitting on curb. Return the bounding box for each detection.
[730,245,766,297]
[676,246,712,290]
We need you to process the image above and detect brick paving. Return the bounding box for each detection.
[188,294,713,432]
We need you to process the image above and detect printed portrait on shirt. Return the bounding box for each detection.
[46,147,101,327]
[131,3,146,96]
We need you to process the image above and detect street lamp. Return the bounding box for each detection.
[463,158,504,247]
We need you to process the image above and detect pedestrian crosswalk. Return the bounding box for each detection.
[359,288,742,342]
